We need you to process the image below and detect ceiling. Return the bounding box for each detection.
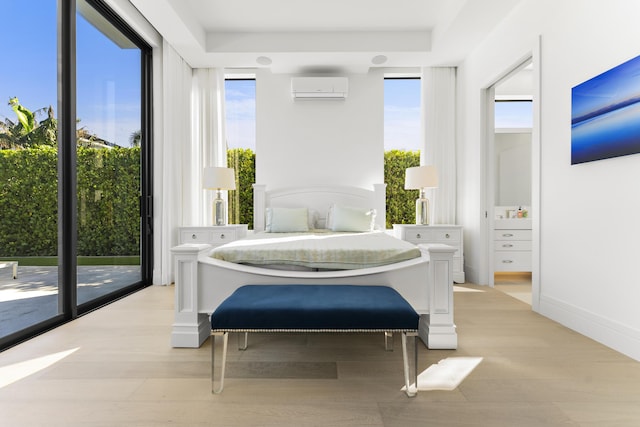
[130,0,524,73]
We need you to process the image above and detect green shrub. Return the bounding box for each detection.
[0,146,418,257]
[0,146,140,257]
[228,148,255,228]
[384,150,420,228]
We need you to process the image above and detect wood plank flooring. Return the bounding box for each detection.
[0,283,639,426]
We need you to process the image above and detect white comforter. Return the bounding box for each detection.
[210,230,421,270]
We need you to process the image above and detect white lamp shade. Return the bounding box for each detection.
[404,165,438,190]
[203,167,236,190]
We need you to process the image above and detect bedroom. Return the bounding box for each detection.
[132,0,640,362]
[1,0,640,423]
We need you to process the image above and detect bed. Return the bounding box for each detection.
[171,184,457,350]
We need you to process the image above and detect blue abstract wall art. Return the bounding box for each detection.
[571,54,640,164]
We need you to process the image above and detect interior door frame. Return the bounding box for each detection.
[481,37,541,311]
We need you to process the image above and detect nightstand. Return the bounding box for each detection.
[393,224,465,283]
[178,225,248,248]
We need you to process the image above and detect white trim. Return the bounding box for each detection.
[539,295,640,361]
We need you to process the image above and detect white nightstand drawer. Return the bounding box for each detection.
[493,230,532,241]
[180,229,214,244]
[393,224,465,283]
[495,240,531,251]
[410,228,460,243]
[494,251,532,272]
[179,225,247,246]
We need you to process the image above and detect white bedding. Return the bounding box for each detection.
[210,230,422,270]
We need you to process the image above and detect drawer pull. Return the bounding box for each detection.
[502,233,514,237]
[502,244,513,248]
[220,234,226,239]
[502,260,513,263]
[445,233,450,238]
[415,233,421,239]
[191,234,197,239]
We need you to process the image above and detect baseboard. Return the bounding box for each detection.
[538,295,640,362]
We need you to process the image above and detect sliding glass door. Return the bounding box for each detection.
[75,0,144,307]
[0,0,153,350]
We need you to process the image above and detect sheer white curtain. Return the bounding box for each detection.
[192,69,227,225]
[421,67,457,224]
[154,41,193,285]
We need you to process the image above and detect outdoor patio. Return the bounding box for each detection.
[0,265,141,338]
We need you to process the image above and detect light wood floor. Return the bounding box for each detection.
[494,272,532,305]
[1,284,639,426]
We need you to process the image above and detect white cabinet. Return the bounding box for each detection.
[393,224,465,283]
[494,220,531,272]
[179,225,248,248]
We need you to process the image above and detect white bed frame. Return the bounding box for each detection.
[171,184,457,350]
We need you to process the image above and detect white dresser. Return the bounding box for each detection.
[494,219,531,272]
[392,224,465,283]
[178,225,248,247]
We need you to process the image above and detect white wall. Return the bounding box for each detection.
[458,0,640,360]
[255,70,384,189]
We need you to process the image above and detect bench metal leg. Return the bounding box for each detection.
[384,332,393,351]
[238,332,248,350]
[401,332,419,397]
[211,332,229,394]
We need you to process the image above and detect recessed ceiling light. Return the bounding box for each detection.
[256,56,272,66]
[371,55,388,65]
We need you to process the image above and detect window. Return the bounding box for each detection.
[384,77,421,227]
[384,78,421,151]
[225,78,256,227]
[495,100,533,129]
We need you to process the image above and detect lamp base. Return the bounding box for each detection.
[415,191,430,225]
[213,191,227,226]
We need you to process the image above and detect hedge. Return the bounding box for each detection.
[226,148,420,229]
[384,150,421,228]
[0,147,419,257]
[0,146,140,257]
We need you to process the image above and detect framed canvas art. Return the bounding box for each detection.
[571,54,640,164]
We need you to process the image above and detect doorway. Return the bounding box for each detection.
[484,53,540,310]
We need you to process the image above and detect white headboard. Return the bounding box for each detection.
[253,184,387,231]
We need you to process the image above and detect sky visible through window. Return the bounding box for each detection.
[1,2,530,151]
[225,79,256,149]
[1,2,57,132]
[224,77,424,152]
[495,101,533,128]
[0,1,140,147]
[384,78,421,151]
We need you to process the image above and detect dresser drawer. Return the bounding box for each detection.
[493,229,531,241]
[494,251,532,272]
[495,240,531,251]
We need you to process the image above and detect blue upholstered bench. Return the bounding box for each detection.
[210,284,420,397]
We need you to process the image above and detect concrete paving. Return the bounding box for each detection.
[0,265,141,338]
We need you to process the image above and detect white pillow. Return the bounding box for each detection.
[329,204,376,232]
[265,207,310,232]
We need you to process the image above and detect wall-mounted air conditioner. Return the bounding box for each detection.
[291,77,348,100]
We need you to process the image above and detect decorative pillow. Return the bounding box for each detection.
[265,207,310,232]
[329,204,376,232]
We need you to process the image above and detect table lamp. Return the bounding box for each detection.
[203,167,236,226]
[404,165,438,225]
